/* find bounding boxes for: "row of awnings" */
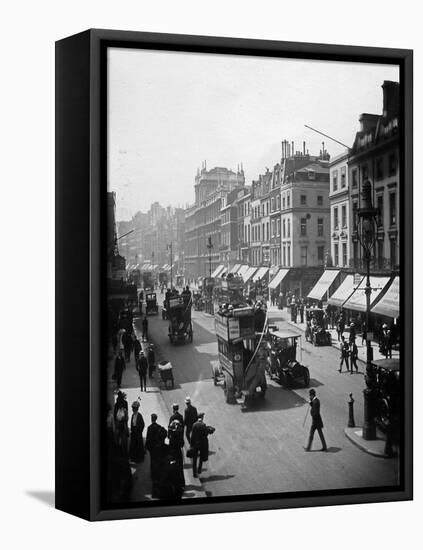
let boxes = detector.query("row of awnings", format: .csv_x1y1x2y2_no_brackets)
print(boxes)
268,268,290,289
211,264,271,283
327,274,399,318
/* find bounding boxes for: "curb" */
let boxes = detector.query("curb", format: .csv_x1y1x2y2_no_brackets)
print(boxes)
344,427,392,458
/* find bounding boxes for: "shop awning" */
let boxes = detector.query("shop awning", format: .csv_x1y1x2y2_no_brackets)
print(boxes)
229,263,241,274
252,267,269,282
327,275,357,308
343,276,391,312
371,277,400,318
141,263,152,271
243,267,258,283
211,264,225,278
307,269,340,301
268,269,290,289
237,265,249,278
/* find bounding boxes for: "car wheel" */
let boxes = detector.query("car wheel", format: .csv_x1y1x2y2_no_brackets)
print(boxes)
303,367,310,387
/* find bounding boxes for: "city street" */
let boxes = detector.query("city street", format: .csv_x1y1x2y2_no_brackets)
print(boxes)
125,302,399,499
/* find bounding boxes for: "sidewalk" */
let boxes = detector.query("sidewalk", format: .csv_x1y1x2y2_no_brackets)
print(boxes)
107,318,206,501
267,304,399,365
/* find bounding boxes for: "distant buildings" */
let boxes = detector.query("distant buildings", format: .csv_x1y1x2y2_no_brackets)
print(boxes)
184,163,245,278
329,151,350,269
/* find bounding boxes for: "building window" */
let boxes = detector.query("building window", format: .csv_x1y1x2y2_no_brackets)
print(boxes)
334,207,339,229
300,246,308,266
271,198,274,211
300,218,307,236
334,244,339,266
317,195,323,206
389,153,397,176
317,218,324,237
277,195,280,210
287,193,290,208
287,218,290,238
332,170,338,191
352,169,358,189
301,194,307,205
341,205,347,228
341,166,346,188
287,245,291,267
277,218,281,236
282,196,286,209
389,193,396,226
317,246,324,265
267,222,269,240
376,157,384,180
283,219,286,238
377,195,384,227
352,201,358,229
308,171,315,180
342,243,347,267
361,164,368,181
283,245,286,266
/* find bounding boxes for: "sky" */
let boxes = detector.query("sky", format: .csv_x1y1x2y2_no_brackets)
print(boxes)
108,48,399,221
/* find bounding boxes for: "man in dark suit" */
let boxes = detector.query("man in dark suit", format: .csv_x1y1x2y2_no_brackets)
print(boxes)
169,403,184,427
145,413,167,497
113,350,125,388
190,412,215,477
305,389,327,452
183,396,198,444
136,351,148,392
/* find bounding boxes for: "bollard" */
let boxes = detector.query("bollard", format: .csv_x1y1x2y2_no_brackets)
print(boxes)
348,392,355,428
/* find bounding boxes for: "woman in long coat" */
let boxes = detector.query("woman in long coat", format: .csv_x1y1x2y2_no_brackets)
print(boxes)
129,401,145,462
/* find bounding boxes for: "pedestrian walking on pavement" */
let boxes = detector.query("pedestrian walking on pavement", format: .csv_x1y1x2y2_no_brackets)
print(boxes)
136,351,148,392
113,350,126,388
169,403,184,427
183,396,198,444
145,413,167,498
349,322,356,344
147,344,156,378
336,313,345,341
350,341,358,373
122,330,133,362
167,419,185,491
189,412,215,477
129,401,145,463
142,315,149,342
133,336,141,364
339,336,350,373
304,389,327,452
299,301,305,324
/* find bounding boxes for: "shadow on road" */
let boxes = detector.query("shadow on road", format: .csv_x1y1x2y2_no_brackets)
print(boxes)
241,385,307,413
199,474,235,482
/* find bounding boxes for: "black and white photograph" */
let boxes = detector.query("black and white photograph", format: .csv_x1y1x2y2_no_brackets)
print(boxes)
105,46,404,505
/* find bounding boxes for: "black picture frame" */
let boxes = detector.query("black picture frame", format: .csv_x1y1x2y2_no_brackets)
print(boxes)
55,28,413,521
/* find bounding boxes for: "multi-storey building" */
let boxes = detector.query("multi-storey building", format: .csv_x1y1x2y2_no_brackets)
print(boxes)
235,187,251,264
329,151,350,268
278,145,331,296
220,188,240,271
269,163,282,267
349,80,400,273
184,164,245,278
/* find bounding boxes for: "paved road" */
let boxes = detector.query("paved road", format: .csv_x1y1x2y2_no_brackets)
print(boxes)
136,306,399,498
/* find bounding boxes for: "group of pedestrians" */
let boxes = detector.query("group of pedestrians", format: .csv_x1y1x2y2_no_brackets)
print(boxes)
113,333,155,390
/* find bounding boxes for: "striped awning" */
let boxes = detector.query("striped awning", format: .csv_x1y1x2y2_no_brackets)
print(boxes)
307,270,340,301
229,263,241,274
371,277,400,318
211,264,225,278
268,269,290,289
252,267,269,282
343,276,391,313
237,265,249,278
327,275,357,308
243,267,258,283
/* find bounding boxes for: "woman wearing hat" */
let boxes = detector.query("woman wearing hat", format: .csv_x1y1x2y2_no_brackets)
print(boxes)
129,401,145,463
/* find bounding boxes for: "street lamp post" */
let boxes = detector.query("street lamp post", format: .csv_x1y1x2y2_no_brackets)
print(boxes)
356,179,379,440
207,236,213,278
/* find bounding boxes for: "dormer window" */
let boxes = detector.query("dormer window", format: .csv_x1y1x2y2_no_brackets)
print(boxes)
308,170,315,180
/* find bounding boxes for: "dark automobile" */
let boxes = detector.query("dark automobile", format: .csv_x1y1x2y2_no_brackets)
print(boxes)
305,307,331,346
145,292,159,315
266,327,310,387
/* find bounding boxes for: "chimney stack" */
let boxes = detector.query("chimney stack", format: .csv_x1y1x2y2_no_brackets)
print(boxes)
382,80,400,119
